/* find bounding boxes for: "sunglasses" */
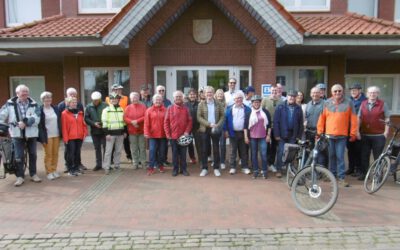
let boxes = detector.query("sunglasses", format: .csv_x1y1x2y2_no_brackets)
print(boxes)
333,90,342,93
229,82,236,84
158,89,165,92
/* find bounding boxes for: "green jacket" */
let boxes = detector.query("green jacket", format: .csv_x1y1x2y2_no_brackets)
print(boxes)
85,102,107,135
197,99,225,133
101,104,125,135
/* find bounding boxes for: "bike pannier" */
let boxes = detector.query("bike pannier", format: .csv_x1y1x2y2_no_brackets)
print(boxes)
282,143,300,164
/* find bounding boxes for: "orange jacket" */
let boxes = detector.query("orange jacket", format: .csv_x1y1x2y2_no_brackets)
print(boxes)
124,103,147,135
317,97,358,137
105,95,129,110
61,109,88,143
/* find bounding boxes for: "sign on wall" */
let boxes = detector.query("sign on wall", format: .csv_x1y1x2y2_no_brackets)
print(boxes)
261,84,272,97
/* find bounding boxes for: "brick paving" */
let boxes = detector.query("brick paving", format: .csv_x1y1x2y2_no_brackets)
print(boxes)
0,143,399,249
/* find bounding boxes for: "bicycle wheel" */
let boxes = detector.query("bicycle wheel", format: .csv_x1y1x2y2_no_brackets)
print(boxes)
291,165,338,217
364,156,391,194
23,148,28,174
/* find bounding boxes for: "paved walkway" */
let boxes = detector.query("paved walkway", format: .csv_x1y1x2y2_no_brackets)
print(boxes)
0,143,399,249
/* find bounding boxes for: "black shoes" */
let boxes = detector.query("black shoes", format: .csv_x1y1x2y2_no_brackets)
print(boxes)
182,170,190,176
172,169,178,177
93,166,102,171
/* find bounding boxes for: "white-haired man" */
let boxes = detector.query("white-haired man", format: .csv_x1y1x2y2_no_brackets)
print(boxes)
0,84,41,186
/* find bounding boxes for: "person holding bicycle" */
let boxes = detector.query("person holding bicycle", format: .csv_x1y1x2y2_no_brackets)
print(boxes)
0,84,42,186
358,86,390,181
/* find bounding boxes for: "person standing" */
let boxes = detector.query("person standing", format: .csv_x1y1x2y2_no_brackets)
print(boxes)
164,91,193,176
273,90,304,178
317,84,358,187
185,88,200,164
224,78,239,106
197,86,225,177
215,89,227,169
84,91,107,171
346,83,367,177
248,95,271,179
124,92,147,169
155,85,172,165
144,94,167,175
102,93,126,175
0,84,42,186
62,97,88,176
38,91,61,180
358,86,390,181
243,86,255,107
224,91,251,175
140,84,153,108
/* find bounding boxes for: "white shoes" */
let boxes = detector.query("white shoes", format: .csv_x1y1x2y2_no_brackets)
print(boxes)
242,168,251,175
53,172,60,178
14,177,24,187
47,173,55,180
31,174,42,183
220,163,226,170
214,169,221,177
207,157,212,162
229,168,236,175
269,165,277,173
199,169,208,177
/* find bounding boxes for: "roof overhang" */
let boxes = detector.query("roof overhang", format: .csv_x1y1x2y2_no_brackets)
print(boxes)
102,0,304,48
0,38,103,49
303,36,400,46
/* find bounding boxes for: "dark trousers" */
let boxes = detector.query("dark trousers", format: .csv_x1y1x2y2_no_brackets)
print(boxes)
123,136,132,160
276,137,296,171
13,137,37,178
229,131,248,169
360,135,386,175
267,129,277,165
170,139,188,172
92,134,106,168
188,131,201,160
201,129,220,170
66,139,83,172
347,139,362,173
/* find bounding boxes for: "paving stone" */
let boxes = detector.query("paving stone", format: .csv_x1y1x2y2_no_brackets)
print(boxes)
53,233,71,239
245,229,261,234
79,246,95,250
182,243,200,247
229,228,245,234
115,245,133,249
173,230,188,236
3,234,20,240
216,229,229,235
129,231,145,237
201,229,217,235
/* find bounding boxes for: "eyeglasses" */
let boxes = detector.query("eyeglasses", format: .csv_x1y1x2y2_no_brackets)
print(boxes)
229,82,236,84
333,90,342,93
158,89,165,92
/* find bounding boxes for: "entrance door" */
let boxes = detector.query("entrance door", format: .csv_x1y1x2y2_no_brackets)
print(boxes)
154,66,251,101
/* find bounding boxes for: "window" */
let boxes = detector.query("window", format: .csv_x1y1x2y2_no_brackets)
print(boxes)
345,75,400,114
278,0,330,12
5,0,42,27
348,0,377,17
395,0,400,22
9,76,45,105
81,68,130,106
79,0,129,14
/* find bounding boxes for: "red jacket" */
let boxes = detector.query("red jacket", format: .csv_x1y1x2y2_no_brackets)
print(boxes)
144,105,167,138
124,103,147,135
61,109,88,143
164,104,192,139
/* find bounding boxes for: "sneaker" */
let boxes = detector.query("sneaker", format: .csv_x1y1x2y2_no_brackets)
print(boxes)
172,169,178,177
207,157,212,162
275,172,282,178
147,168,155,176
182,170,190,176
242,168,251,175
220,163,226,170
214,169,221,177
31,175,42,183
199,169,208,177
252,172,259,179
269,165,277,173
338,179,350,187
47,173,55,180
53,172,60,178
345,169,354,175
114,166,120,170
14,177,24,187
261,171,268,179
75,170,83,176
79,164,88,171
68,171,78,176
133,164,139,170
0,164,5,179
93,166,102,171
164,161,171,166
229,168,236,175
189,158,197,164
159,166,165,173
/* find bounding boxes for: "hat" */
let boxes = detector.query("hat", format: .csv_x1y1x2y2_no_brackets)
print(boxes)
244,86,255,94
286,89,298,97
109,92,121,99
111,84,123,90
316,83,326,89
91,91,102,100
251,95,262,102
349,83,362,90
141,84,150,90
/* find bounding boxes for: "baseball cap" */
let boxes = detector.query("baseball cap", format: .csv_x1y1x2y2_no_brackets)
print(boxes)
91,91,102,100
251,95,262,102
111,84,123,90
316,83,326,89
286,89,298,97
349,83,362,90
244,86,255,94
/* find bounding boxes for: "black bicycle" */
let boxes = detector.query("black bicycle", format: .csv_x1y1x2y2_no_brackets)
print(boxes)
364,122,400,194
0,136,28,179
290,134,338,217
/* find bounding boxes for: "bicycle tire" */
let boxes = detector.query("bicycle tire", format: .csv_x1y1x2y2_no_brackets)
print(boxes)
364,156,391,194
291,165,338,217
23,149,28,174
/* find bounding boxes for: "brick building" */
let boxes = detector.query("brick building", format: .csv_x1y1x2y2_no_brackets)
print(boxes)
0,0,399,116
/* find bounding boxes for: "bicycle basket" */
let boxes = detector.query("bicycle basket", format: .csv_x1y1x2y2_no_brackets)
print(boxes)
0,138,16,174
282,143,301,164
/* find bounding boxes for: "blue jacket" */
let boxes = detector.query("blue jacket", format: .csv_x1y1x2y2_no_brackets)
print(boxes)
350,93,366,114
223,104,251,138
273,101,303,140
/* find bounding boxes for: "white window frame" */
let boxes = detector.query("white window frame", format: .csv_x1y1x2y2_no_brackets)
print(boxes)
9,76,46,103
395,0,400,23
5,0,42,27
80,67,129,106
345,74,400,115
276,66,328,89
78,0,127,14
279,0,331,12
348,0,378,17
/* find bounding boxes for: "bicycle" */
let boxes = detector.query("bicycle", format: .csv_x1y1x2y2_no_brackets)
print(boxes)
290,134,338,217
364,121,400,194
0,134,28,179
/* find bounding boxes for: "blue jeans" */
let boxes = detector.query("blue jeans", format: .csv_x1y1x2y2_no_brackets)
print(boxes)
219,133,226,164
12,137,37,178
276,137,296,171
250,138,268,175
148,138,167,168
66,139,83,172
170,139,188,172
328,137,347,180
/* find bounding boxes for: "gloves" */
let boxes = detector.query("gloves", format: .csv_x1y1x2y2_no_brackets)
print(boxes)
349,135,357,142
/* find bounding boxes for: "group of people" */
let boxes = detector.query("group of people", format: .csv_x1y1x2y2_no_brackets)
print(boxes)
0,78,392,188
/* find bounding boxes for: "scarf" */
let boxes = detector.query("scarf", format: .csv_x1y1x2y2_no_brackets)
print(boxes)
249,107,268,129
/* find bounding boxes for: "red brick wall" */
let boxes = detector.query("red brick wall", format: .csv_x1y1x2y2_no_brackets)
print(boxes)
0,0,5,28
378,0,395,21
0,62,63,104
42,0,60,17
347,59,400,74
331,0,348,15
61,0,78,16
